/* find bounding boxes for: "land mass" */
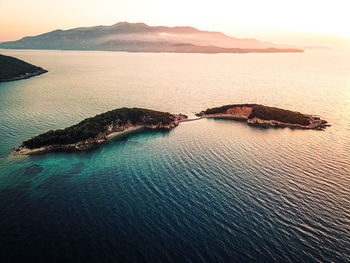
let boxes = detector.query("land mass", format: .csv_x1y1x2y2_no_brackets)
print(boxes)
0,54,47,82
0,22,303,54
17,105,329,155
196,104,329,130
16,107,187,155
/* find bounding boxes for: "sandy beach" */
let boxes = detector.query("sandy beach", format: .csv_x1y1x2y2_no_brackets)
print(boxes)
106,125,145,139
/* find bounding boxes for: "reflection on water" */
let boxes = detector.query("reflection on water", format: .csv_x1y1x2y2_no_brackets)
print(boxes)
0,49,349,262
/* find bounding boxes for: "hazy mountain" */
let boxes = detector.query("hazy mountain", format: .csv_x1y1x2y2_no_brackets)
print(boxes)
0,22,302,53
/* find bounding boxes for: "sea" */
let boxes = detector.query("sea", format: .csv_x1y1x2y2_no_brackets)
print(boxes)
0,49,349,262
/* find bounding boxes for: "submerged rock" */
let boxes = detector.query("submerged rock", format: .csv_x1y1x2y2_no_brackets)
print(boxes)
23,164,44,176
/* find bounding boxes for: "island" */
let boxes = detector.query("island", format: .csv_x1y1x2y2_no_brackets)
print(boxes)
0,54,47,82
16,107,187,155
16,105,330,155
196,104,329,130
0,22,303,54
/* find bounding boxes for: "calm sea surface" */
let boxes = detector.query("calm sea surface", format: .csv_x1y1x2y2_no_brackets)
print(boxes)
0,49,349,262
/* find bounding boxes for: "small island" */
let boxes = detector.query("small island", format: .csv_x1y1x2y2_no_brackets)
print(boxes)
0,54,47,82
16,105,329,155
196,104,329,130
16,107,187,155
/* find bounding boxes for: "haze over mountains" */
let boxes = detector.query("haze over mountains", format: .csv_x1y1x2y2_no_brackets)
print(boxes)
0,22,303,53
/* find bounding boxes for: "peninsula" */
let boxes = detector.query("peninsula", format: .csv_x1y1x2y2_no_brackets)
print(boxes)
0,54,47,82
196,104,329,130
16,107,187,155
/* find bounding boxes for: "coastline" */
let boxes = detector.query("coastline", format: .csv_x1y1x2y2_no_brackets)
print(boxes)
15,111,187,156
0,47,303,54
179,117,202,122
106,125,145,139
15,125,146,156
0,68,48,83
200,114,247,121
199,113,329,130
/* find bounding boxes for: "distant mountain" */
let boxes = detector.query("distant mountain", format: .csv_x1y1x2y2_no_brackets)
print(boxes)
0,54,47,82
0,22,303,53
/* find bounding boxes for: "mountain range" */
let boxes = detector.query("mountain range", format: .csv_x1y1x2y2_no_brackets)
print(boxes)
0,22,303,53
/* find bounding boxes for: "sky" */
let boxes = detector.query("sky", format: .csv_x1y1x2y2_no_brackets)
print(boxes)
1,0,350,47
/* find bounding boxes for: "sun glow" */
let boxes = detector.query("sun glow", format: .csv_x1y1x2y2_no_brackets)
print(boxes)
0,0,349,46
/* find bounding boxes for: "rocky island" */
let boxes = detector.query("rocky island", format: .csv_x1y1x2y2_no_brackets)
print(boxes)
196,104,329,130
16,108,187,155
0,54,47,82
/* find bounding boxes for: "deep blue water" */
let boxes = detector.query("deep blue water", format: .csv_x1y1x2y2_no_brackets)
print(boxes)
0,50,350,262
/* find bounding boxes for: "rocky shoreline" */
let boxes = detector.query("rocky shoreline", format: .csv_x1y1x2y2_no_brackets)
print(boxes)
246,115,329,130
16,112,187,155
16,125,145,155
0,68,48,82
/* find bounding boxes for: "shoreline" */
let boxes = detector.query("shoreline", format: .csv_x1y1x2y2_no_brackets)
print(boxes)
16,109,187,156
15,125,146,156
0,48,303,55
179,117,202,122
198,113,329,130
15,113,328,156
200,114,247,121
106,125,145,139
0,68,48,83
195,104,330,130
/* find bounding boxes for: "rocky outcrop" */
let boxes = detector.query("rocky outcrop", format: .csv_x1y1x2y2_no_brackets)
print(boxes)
196,105,253,121
226,106,252,118
246,116,329,130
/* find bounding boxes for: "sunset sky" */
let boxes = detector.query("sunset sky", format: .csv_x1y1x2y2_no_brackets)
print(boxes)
1,0,349,47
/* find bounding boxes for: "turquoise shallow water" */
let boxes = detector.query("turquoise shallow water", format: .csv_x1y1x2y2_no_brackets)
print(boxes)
0,49,350,262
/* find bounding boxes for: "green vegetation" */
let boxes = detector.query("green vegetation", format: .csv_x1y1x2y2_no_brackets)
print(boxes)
23,108,174,149
249,105,310,125
200,104,310,126
0,54,46,81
